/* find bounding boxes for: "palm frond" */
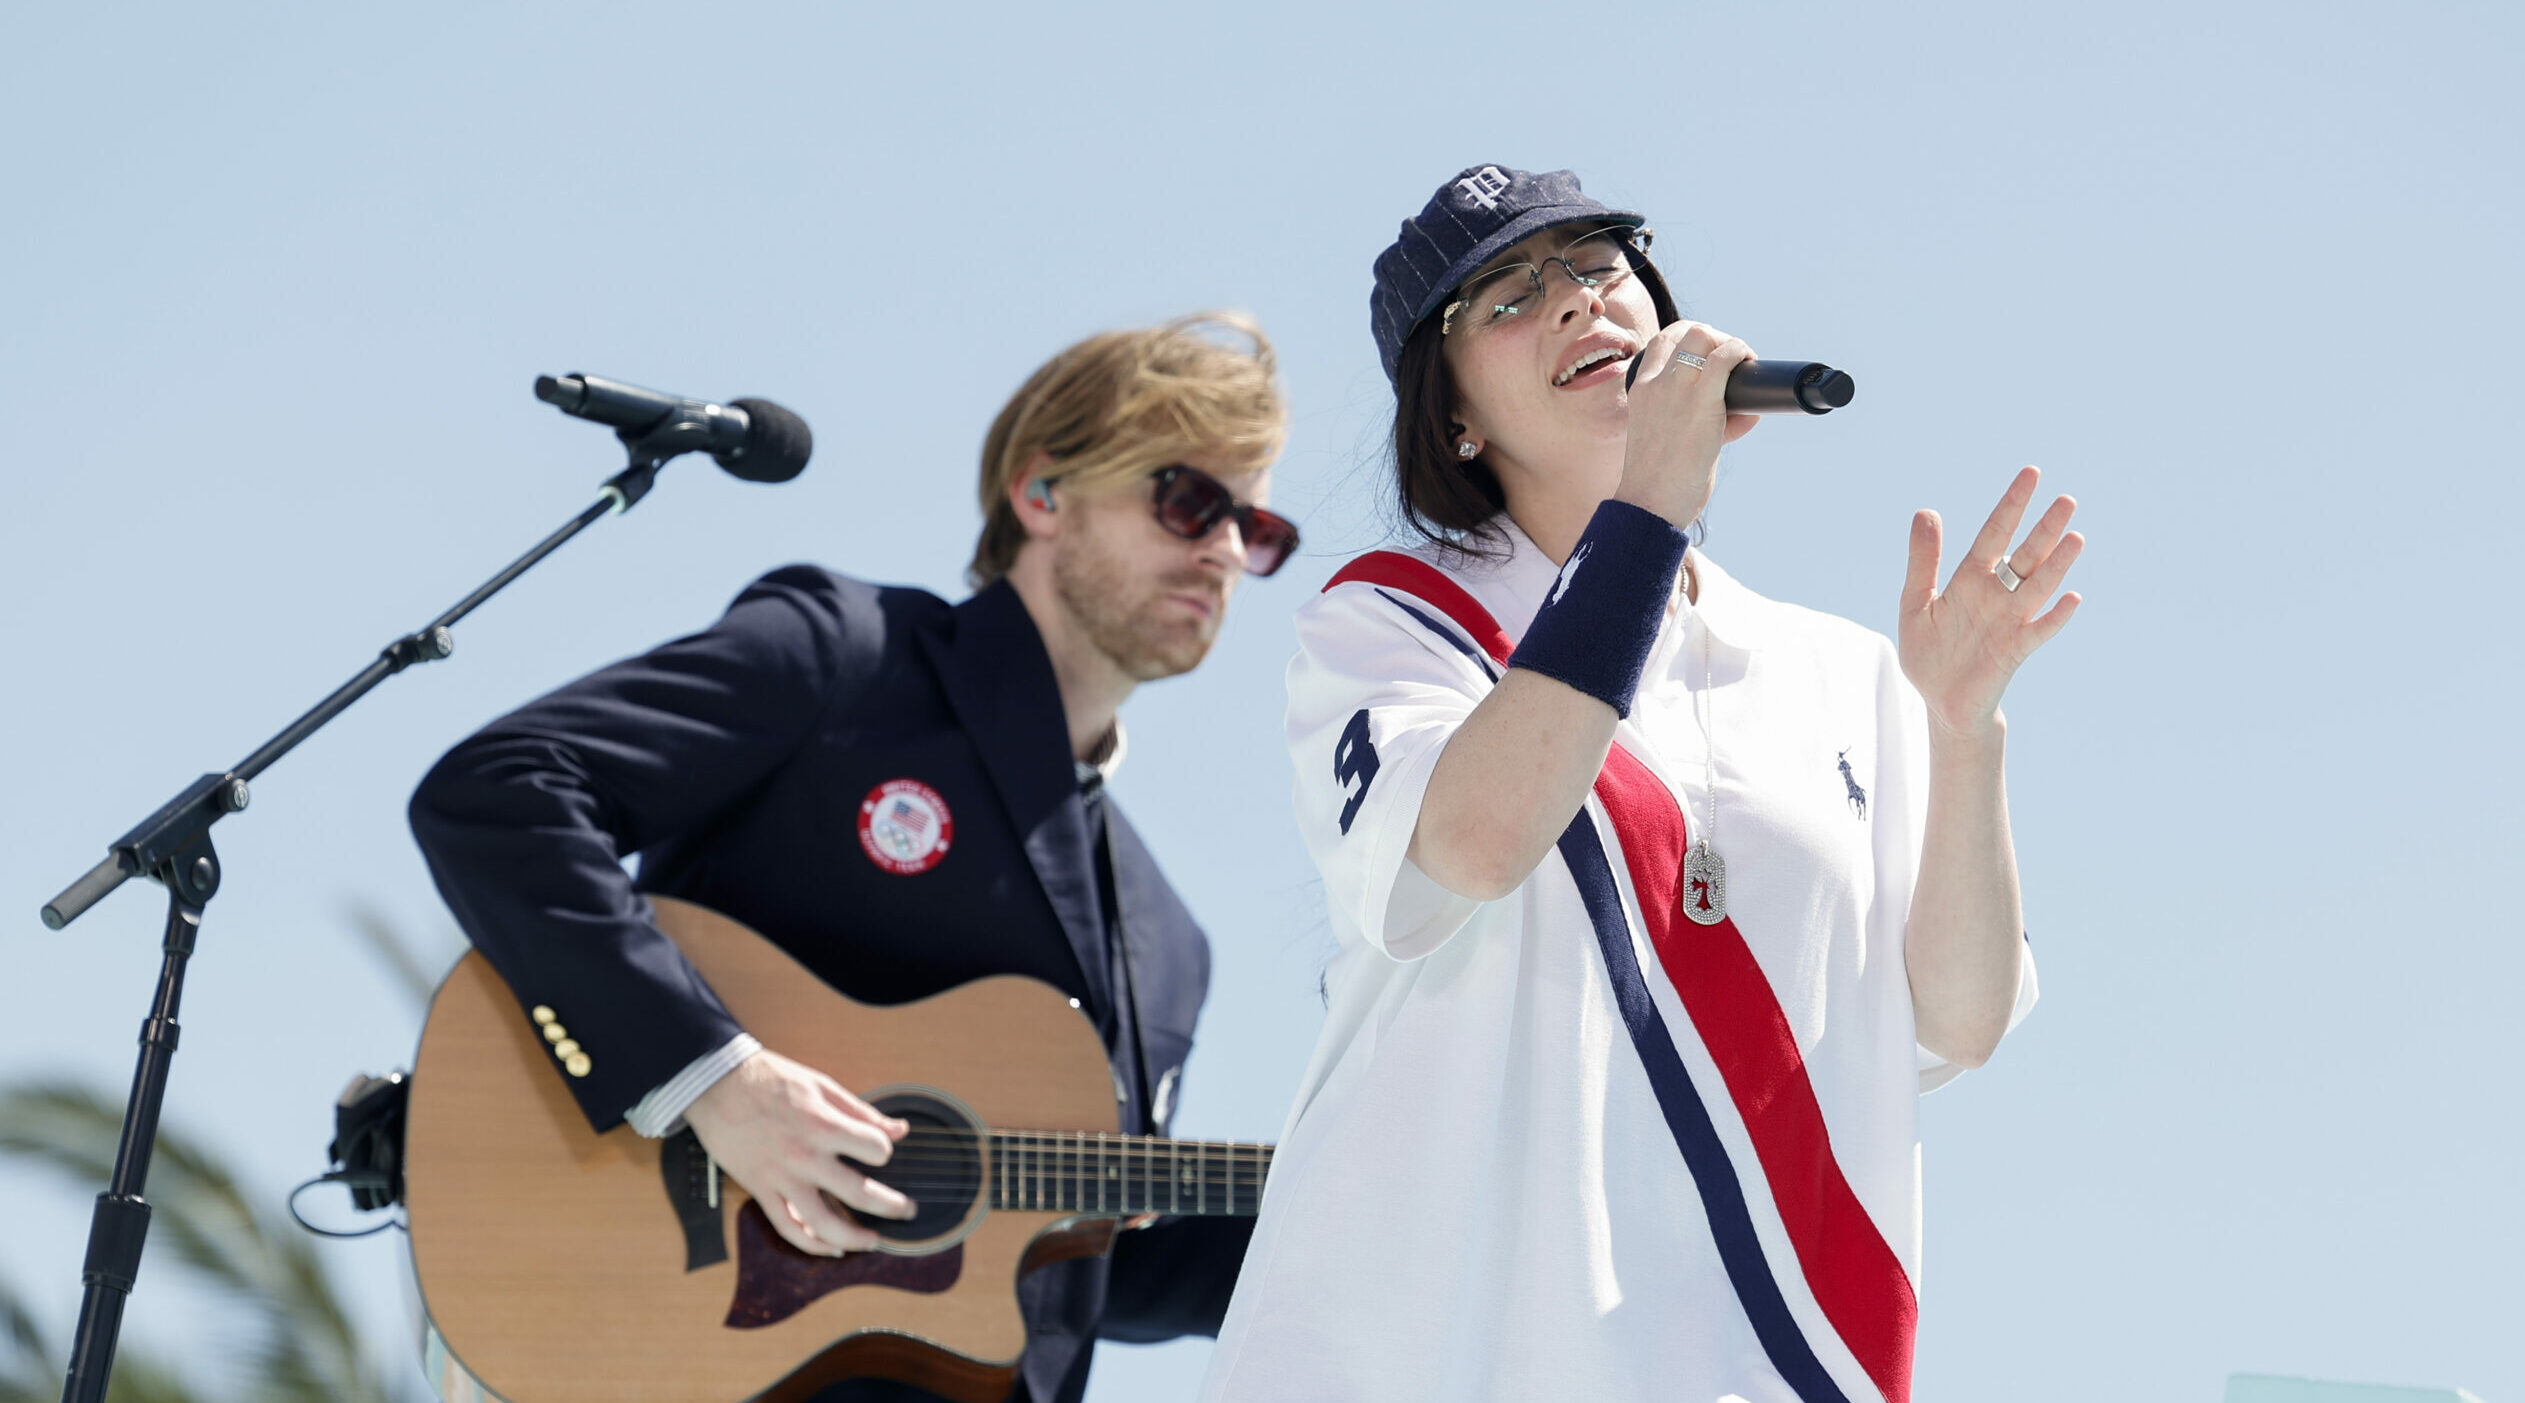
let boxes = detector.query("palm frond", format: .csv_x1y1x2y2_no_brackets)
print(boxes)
0,1284,44,1374
96,1350,209,1403
0,1284,57,1403
0,1271,207,1403
0,1083,405,1403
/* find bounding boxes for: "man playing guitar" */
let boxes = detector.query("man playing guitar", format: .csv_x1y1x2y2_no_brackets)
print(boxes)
408,313,1298,1402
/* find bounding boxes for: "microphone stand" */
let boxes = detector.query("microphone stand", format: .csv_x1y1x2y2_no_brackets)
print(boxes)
37,432,689,1403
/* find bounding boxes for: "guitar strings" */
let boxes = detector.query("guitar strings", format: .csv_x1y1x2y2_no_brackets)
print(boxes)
835,1131,1276,1171
849,1128,1272,1146
856,1139,1274,1161
853,1162,1272,1182
743,1128,1270,1209
849,1162,1272,1186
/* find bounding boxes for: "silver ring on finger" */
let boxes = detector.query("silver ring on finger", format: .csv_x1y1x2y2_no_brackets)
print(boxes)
1673,350,1709,370
1995,558,2025,592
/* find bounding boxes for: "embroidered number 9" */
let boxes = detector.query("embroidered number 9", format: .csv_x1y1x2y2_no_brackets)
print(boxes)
1334,709,1379,835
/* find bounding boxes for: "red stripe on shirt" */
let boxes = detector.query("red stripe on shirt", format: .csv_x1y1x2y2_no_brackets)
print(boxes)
1326,549,1917,1403
1591,747,1916,1403
1324,553,1516,663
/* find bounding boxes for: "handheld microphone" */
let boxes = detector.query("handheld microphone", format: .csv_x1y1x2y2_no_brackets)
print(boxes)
535,373,813,481
1625,355,1856,415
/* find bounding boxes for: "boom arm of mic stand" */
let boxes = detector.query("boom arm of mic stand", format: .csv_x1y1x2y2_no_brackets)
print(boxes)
41,457,668,930
38,445,678,1403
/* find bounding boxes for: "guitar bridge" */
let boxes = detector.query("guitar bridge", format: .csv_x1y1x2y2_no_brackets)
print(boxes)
660,1127,729,1272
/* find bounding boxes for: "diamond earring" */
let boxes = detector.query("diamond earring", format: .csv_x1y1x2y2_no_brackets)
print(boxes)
1457,441,1479,460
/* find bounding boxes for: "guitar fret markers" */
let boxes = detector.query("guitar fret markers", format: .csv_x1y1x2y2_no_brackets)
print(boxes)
985,1131,1271,1217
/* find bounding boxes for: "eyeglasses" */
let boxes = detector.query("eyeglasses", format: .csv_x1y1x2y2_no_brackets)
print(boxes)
1149,465,1300,577
1440,225,1651,337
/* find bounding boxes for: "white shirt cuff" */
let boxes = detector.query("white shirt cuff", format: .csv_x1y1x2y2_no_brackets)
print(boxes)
624,1033,762,1138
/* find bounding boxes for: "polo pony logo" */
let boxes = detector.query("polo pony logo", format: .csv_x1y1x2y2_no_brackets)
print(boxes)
1456,166,1511,211
1836,748,1868,820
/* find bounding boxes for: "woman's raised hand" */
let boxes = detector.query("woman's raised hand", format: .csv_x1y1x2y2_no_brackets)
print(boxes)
1614,322,1761,529
1898,466,2084,742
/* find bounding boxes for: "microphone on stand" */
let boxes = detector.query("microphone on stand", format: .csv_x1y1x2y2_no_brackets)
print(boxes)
535,373,813,481
1626,355,1856,415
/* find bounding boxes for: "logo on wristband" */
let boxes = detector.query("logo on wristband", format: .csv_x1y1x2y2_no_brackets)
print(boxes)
1549,543,1592,607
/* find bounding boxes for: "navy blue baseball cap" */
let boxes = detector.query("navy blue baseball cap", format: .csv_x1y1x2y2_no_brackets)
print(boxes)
1370,164,1678,385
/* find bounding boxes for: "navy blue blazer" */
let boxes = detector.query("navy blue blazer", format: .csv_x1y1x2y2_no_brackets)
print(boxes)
409,567,1252,1403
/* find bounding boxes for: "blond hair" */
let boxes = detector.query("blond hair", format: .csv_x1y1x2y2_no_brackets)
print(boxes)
970,312,1286,587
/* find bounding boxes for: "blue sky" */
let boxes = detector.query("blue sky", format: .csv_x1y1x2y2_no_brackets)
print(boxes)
2,3,2518,1400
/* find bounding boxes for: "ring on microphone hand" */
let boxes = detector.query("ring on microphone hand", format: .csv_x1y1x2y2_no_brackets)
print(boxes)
1673,351,1709,370
1995,559,2025,592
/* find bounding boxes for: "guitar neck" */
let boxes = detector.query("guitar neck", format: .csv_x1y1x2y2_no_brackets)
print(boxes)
987,1130,1273,1217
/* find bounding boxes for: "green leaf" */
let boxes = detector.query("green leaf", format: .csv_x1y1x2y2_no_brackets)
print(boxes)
0,1083,415,1403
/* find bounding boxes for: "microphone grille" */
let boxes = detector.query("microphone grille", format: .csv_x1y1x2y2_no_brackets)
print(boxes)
719,398,812,483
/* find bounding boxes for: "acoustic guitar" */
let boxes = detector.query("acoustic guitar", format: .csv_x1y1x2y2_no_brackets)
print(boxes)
404,896,1273,1402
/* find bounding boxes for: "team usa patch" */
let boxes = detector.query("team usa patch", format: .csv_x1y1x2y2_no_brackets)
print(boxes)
857,779,954,875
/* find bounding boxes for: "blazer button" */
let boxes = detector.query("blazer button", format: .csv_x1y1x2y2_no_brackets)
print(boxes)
543,1023,569,1044
531,1006,557,1026
553,1039,581,1059
564,1052,592,1078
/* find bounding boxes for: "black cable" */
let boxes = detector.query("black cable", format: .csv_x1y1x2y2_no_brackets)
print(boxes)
285,1172,405,1241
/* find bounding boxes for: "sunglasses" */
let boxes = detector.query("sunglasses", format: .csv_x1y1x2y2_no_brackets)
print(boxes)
1148,465,1300,577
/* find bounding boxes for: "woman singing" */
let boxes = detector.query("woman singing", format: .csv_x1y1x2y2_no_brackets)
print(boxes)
1202,166,2083,1403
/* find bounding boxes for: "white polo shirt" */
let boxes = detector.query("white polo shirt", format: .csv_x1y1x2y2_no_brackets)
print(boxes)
1200,522,2035,1403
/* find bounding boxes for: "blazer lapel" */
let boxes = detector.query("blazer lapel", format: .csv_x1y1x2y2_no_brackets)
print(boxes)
913,581,1114,1024
1101,804,1209,1118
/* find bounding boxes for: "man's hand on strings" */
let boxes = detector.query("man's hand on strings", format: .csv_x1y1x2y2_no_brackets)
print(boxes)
684,1047,915,1257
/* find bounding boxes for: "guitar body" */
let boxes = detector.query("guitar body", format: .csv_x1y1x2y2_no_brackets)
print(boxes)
406,897,1125,1403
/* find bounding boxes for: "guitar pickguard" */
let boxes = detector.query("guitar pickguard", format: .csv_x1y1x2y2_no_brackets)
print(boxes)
725,1200,963,1329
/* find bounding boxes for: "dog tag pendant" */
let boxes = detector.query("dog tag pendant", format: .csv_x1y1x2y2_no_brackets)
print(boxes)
1682,840,1728,925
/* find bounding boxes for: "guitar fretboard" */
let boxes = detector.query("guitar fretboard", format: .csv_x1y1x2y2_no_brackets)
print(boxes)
988,1130,1272,1217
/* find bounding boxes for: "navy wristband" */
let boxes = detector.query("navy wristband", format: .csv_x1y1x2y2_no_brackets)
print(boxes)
1506,500,1690,718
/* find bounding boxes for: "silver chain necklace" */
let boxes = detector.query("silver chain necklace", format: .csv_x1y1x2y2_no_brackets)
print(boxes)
1680,563,1728,925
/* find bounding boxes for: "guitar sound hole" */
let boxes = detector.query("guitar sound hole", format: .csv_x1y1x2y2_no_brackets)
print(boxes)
849,1092,981,1245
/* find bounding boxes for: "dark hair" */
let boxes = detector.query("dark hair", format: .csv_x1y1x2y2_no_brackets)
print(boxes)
1386,231,1681,557
1390,316,1512,556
